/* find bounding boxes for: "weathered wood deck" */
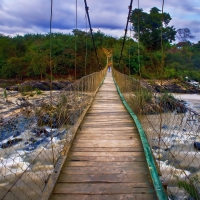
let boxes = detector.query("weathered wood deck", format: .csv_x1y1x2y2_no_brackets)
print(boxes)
49,71,157,200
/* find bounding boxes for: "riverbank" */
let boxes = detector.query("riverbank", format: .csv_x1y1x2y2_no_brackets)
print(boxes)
143,79,200,94
0,87,62,125
1,78,200,124
0,78,74,124
1,77,200,93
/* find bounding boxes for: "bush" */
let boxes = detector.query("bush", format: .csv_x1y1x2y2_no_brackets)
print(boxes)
35,88,42,95
134,87,152,107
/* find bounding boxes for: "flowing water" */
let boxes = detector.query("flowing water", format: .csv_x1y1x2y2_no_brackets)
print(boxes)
142,94,200,199
0,117,70,199
173,93,200,113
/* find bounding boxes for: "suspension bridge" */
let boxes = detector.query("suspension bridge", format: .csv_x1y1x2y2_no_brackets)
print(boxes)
1,0,200,200
47,70,159,200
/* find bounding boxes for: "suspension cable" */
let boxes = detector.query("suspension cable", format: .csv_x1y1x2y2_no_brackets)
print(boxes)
129,21,131,75
49,0,55,166
137,0,141,78
84,0,100,68
85,13,88,76
75,0,77,79
158,0,165,174
50,0,53,95
118,0,133,69
160,0,165,83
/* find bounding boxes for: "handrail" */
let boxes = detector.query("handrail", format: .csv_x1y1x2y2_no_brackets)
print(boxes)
0,67,107,200
112,67,200,200
112,68,168,200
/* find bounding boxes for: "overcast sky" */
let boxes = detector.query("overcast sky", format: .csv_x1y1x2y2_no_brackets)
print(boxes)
0,0,199,43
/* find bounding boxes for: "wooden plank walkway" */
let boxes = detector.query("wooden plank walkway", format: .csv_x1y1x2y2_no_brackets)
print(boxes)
49,71,157,200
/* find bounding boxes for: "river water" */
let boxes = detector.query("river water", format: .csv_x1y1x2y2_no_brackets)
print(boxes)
173,93,200,113
146,93,200,199
0,117,70,199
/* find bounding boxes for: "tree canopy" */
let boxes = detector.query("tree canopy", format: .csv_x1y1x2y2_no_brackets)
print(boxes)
130,7,176,51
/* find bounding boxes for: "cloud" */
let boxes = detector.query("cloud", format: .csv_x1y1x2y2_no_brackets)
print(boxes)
0,0,199,42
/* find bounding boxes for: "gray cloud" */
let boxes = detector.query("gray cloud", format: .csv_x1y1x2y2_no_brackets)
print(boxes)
0,0,199,42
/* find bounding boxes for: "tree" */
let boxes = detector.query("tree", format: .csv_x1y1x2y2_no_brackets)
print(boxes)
176,28,195,42
1,57,26,79
192,53,200,69
192,41,200,52
29,50,48,80
130,7,176,51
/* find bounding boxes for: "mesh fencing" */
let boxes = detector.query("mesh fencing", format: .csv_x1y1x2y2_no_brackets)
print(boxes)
113,68,200,200
0,67,107,200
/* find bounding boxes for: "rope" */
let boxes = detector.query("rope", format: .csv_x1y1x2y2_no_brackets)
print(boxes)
84,0,100,68
49,0,55,166
49,0,53,96
137,0,141,77
118,0,133,70
158,0,165,172
75,0,77,79
129,22,131,75
85,14,87,75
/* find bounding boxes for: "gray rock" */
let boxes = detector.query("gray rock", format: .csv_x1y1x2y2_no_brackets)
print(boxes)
194,142,200,150
1,138,23,148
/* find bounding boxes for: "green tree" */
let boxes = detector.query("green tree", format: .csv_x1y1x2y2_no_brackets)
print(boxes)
192,41,200,53
192,53,200,69
29,51,48,80
130,7,176,51
1,57,26,79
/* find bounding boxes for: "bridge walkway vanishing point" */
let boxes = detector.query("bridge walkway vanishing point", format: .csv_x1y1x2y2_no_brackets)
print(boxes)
49,71,157,200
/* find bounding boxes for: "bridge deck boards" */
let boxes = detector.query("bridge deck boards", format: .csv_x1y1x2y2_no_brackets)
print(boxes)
49,71,157,200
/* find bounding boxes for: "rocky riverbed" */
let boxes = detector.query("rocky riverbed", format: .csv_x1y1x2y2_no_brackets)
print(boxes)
0,83,76,199
143,79,200,94
1,79,73,91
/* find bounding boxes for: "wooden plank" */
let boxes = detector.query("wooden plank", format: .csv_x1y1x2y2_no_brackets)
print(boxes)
86,112,128,115
76,133,136,136
67,155,146,162
53,183,155,194
82,118,133,122
82,119,134,123
81,121,134,123
70,147,143,152
64,161,147,167
86,110,129,113
78,127,136,130
61,166,148,174
69,151,144,157
75,135,140,140
76,133,138,136
50,194,157,200
76,129,138,134
71,140,141,148
75,136,140,140
81,122,135,125
58,173,151,183
92,100,121,103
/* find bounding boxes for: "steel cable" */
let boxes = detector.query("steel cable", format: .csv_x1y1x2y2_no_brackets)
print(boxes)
84,0,100,68
118,0,134,69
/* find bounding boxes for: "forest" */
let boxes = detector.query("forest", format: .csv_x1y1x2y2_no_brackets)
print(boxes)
0,7,200,82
